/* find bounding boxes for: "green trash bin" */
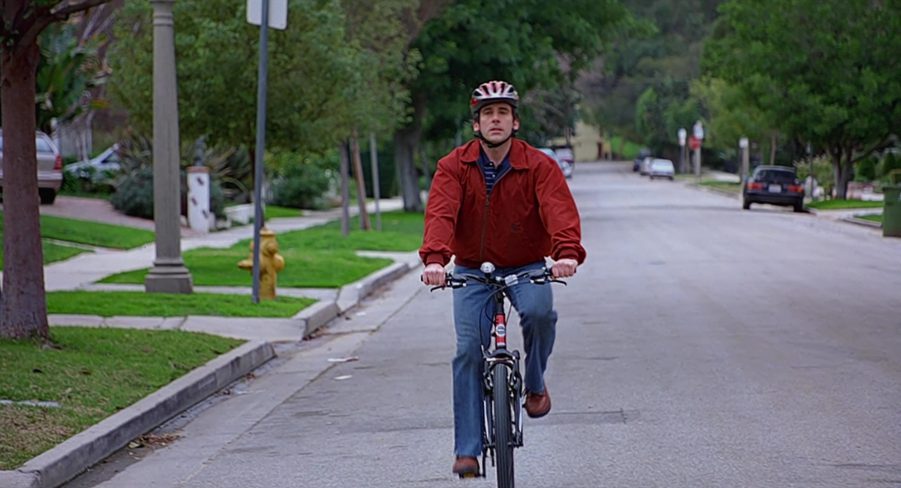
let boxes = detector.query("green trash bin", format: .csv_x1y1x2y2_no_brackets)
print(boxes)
884,184,901,237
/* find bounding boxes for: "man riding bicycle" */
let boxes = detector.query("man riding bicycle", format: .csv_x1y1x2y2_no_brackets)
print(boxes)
420,80,586,476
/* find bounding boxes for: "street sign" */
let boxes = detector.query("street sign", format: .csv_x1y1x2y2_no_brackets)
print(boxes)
693,120,704,140
247,0,287,30
739,137,749,149
678,128,687,146
689,135,701,151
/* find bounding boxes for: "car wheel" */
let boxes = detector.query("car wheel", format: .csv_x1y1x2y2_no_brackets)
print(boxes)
668,176,674,181
39,189,57,205
793,201,804,213
742,198,751,210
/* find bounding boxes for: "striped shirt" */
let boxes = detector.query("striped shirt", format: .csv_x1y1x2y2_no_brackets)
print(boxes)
478,149,511,196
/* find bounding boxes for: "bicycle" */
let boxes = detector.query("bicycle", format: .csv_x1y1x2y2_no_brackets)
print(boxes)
432,261,564,488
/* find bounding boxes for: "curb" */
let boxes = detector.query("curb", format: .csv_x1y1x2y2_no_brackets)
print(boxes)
0,340,275,488
21,253,423,487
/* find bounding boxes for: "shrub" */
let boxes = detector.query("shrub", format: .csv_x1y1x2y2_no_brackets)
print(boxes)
268,151,336,210
111,166,154,218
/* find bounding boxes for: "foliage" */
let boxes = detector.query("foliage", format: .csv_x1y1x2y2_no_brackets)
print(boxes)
878,152,901,183
109,166,154,218
413,0,632,143
109,0,362,154
806,199,883,210
794,155,834,197
268,150,337,210
0,327,240,469
704,0,901,197
579,0,722,149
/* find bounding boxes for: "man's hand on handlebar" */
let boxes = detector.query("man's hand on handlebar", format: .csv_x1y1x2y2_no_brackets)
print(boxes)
551,258,578,279
421,263,447,286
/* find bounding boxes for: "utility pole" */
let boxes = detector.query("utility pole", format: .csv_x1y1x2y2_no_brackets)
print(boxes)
146,0,192,294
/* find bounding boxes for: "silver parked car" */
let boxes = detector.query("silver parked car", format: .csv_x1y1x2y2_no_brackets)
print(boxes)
0,130,63,204
648,158,675,180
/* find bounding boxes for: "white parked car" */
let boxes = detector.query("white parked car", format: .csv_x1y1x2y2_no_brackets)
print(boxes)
65,143,121,183
648,158,675,180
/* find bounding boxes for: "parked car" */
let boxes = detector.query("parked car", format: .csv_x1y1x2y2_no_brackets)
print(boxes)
639,156,654,175
648,158,675,180
0,130,63,204
553,146,574,179
538,147,572,179
742,165,805,212
633,148,652,172
65,143,121,183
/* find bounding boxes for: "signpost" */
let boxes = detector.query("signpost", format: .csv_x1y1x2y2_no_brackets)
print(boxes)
247,0,287,303
739,137,749,184
692,120,704,180
678,128,687,174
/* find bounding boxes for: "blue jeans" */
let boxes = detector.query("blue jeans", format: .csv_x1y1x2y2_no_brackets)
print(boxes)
451,261,557,457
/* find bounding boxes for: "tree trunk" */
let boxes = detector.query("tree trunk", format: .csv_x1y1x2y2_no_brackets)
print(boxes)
0,40,50,340
833,146,855,200
350,129,371,230
769,133,777,166
393,94,425,212
339,142,351,236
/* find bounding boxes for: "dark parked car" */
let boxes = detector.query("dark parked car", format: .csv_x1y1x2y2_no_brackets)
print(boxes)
742,165,805,212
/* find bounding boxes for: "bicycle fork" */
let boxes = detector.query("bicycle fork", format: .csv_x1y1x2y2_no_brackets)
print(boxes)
481,309,525,473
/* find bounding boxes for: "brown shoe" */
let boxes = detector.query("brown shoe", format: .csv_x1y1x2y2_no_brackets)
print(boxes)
452,456,479,476
524,387,551,418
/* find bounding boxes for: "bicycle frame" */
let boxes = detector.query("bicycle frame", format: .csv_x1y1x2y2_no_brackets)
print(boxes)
436,262,563,484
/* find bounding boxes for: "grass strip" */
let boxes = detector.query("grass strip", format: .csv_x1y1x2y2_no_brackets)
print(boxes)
699,180,742,192
0,240,88,268
807,199,884,210
0,212,154,250
858,214,882,223
0,327,242,469
47,291,315,318
100,211,421,288
264,205,303,219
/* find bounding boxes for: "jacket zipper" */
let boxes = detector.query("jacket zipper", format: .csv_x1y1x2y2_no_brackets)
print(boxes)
478,166,512,262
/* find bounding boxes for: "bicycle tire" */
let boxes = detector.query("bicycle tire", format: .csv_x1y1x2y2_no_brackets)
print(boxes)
493,364,515,488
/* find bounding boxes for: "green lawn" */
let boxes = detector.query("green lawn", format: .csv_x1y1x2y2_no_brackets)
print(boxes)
47,291,315,318
0,327,242,469
807,199,884,210
1,240,88,268
100,211,422,288
699,180,742,193
858,214,882,223
265,205,304,219
0,212,154,251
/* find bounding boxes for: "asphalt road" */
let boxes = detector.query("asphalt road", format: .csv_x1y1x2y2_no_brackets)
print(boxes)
67,162,901,488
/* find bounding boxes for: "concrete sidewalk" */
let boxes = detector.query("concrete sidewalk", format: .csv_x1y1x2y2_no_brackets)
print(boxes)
1,197,425,488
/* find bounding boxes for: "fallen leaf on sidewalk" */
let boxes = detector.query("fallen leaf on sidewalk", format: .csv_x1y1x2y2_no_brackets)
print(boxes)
334,375,353,381
327,356,359,363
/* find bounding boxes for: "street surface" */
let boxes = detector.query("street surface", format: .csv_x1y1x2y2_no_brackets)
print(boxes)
68,162,901,487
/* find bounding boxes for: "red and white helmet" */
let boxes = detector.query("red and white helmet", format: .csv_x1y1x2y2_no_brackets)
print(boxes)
470,80,519,116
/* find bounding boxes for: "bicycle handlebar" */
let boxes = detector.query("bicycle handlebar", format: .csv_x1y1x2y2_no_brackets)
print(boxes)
430,266,566,292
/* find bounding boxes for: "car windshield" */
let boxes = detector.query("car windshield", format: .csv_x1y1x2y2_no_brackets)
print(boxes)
755,169,796,183
651,160,673,169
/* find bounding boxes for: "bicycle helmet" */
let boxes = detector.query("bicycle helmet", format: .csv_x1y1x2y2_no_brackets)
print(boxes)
470,80,519,117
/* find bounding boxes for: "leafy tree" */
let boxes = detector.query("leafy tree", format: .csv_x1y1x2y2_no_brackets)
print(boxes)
704,0,901,198
109,0,359,156
0,0,113,341
396,0,631,211
579,0,722,154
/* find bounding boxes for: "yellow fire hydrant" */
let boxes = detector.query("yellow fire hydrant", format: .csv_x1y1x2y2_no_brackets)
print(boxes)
237,227,286,300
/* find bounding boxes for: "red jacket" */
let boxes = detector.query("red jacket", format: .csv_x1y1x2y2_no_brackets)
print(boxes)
420,139,586,269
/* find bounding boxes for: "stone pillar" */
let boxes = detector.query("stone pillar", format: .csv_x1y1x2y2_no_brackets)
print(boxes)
187,166,211,233
146,0,193,294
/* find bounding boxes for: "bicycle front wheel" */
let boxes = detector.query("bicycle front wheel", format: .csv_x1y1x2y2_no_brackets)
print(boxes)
493,364,515,488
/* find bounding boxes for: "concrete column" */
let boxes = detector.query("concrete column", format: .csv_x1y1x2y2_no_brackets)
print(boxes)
146,0,193,294
187,166,211,233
